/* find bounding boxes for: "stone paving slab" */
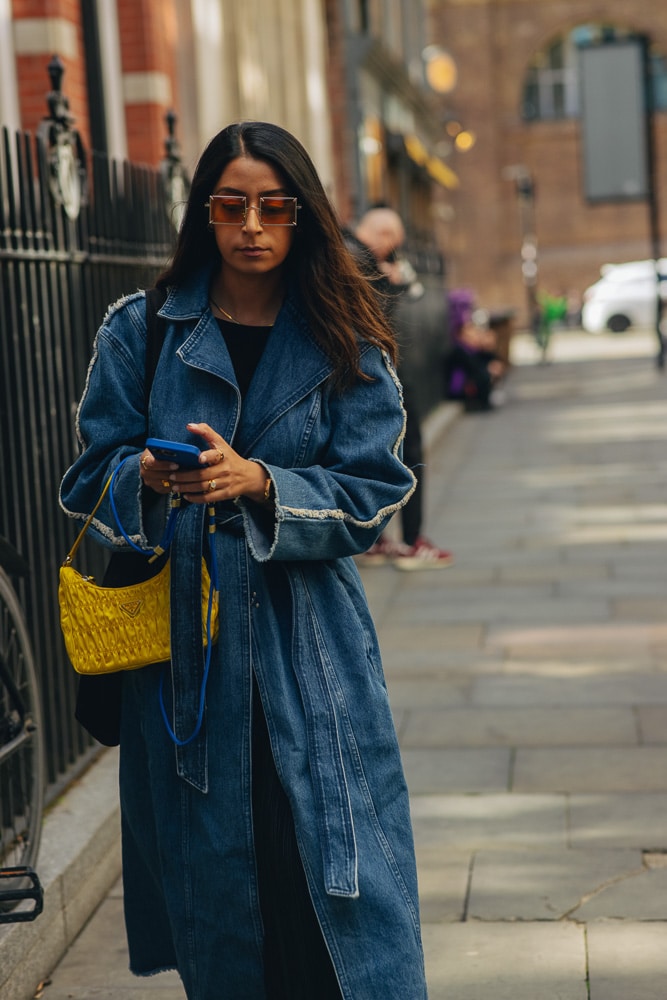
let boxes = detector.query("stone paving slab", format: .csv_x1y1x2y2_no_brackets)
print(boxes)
512,747,667,793
414,847,471,923
558,578,667,598
498,654,665,675
485,622,667,656
378,622,485,651
402,748,511,794
568,793,667,849
470,673,667,707
386,678,475,709
587,923,667,1000
410,794,568,849
388,596,611,626
498,562,611,583
611,557,667,579
390,581,554,608
571,864,667,921
467,848,642,920
422,922,587,1000
381,651,487,678
400,706,637,748
636,705,667,743
614,596,667,619
386,648,506,675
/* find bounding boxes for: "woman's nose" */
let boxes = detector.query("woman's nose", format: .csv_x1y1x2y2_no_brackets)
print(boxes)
242,204,262,232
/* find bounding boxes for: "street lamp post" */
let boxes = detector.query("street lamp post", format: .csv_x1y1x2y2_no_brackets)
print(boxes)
504,165,540,334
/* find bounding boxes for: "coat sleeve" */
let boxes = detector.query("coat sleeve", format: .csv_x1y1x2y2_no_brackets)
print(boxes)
58,294,170,550
238,347,416,562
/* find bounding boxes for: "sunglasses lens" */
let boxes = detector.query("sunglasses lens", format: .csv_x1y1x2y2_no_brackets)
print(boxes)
259,197,297,225
208,196,298,225
210,196,246,224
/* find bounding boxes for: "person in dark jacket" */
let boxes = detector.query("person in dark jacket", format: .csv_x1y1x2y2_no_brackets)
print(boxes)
345,207,453,570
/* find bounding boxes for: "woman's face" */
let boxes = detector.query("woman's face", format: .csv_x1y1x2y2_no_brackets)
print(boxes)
209,155,296,279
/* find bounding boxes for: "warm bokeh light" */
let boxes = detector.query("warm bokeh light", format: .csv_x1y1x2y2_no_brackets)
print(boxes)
455,129,476,152
423,46,458,94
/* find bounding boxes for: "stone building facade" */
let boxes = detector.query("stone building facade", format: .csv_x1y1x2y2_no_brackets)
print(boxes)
427,0,667,324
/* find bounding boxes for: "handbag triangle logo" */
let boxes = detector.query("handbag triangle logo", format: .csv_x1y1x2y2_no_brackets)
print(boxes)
119,599,143,619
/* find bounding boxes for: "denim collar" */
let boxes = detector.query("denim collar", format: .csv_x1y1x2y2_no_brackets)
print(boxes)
157,267,337,455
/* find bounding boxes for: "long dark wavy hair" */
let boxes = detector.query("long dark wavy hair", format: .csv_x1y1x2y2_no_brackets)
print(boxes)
156,121,398,385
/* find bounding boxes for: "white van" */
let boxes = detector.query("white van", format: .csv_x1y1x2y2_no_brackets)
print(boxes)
581,259,667,333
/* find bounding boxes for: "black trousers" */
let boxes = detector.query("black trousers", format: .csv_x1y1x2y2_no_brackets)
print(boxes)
251,681,342,999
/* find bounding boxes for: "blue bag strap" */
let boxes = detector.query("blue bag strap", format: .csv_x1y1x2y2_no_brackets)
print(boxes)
108,456,180,562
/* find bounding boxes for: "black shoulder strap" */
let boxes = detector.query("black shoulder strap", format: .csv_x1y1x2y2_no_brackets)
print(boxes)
144,286,169,405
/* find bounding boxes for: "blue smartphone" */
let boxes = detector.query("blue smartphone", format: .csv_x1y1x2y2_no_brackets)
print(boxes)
145,438,207,469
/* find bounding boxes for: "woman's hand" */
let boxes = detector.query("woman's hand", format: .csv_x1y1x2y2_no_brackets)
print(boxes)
139,451,178,494
165,422,270,504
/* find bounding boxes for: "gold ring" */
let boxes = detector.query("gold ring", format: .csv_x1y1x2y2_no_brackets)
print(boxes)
208,479,217,492
140,456,148,469
161,479,171,489
216,448,225,462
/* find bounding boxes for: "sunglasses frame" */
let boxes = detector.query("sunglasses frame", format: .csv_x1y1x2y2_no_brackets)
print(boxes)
205,195,301,227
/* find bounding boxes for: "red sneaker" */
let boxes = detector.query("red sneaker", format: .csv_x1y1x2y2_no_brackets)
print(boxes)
392,536,454,571
359,536,410,566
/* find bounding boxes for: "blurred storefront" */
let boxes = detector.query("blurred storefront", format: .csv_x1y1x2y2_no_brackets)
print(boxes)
326,1,454,249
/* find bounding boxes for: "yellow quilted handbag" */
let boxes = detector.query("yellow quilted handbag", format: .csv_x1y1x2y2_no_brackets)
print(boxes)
59,470,218,675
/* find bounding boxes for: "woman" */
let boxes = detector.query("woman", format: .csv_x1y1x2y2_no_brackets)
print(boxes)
60,121,427,1000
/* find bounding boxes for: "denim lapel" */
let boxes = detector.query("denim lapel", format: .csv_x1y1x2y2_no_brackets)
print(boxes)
233,297,334,456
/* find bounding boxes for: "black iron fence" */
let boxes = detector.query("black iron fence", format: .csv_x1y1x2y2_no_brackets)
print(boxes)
0,67,178,798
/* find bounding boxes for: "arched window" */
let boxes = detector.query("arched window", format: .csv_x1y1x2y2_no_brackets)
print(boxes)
522,24,667,121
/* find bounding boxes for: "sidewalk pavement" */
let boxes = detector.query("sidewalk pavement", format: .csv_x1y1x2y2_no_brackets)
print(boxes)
5,328,667,999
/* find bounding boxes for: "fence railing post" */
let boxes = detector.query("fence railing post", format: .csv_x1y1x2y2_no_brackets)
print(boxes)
36,54,87,220
160,109,189,230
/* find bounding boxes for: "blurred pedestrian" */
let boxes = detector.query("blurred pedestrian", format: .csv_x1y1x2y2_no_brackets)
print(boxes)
535,289,567,360
345,207,453,570
60,122,428,1000
443,306,507,411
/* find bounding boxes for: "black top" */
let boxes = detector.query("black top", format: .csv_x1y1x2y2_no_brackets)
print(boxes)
217,318,272,398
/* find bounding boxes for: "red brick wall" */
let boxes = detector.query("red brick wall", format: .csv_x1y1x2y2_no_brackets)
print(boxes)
428,0,667,323
117,0,179,165
12,0,91,151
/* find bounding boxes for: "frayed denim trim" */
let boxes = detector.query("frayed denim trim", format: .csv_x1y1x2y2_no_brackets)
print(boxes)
73,292,144,450
73,341,100,451
235,473,280,563
129,963,179,977
382,351,409,456
102,289,145,327
280,488,414,530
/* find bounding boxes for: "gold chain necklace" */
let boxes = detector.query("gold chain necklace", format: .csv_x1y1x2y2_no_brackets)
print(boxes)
209,294,240,324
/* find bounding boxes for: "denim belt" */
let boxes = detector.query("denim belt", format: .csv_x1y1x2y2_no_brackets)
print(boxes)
287,568,359,898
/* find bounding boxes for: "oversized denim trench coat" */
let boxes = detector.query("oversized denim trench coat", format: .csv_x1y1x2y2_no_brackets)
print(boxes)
59,270,428,1000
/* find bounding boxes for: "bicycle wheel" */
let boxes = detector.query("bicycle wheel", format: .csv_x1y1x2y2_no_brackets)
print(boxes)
0,567,44,905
